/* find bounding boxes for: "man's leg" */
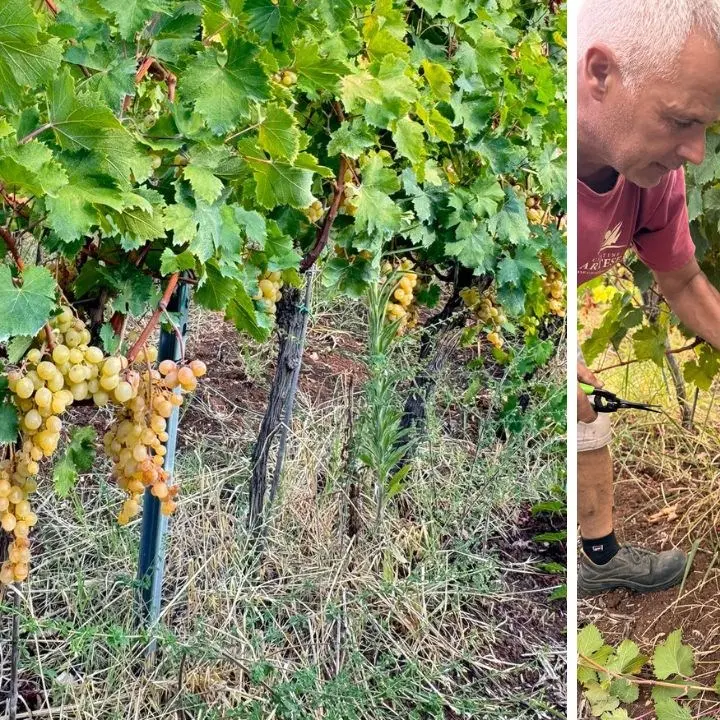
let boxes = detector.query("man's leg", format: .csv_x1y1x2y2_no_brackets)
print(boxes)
577,417,687,596
578,445,614,539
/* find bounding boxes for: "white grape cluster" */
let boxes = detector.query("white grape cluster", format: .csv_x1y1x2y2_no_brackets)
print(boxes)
0,306,207,586
103,358,206,525
303,200,324,223
382,258,419,333
271,69,297,86
459,287,507,350
542,256,565,317
340,168,360,217
1,308,104,583
254,271,284,316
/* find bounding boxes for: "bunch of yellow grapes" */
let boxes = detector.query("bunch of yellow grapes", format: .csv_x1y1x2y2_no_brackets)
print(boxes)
103,357,205,525
271,69,297,86
303,199,324,223
253,271,284,316
459,287,507,350
0,305,207,586
1,309,107,583
526,195,546,225
383,259,419,331
542,257,565,317
340,168,360,217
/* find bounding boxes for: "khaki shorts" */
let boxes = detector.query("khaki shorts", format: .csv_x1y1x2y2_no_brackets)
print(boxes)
577,348,612,452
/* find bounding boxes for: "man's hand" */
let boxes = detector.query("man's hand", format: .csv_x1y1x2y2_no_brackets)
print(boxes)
578,362,603,423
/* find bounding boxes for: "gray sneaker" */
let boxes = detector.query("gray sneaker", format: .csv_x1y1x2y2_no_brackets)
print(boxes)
578,545,687,597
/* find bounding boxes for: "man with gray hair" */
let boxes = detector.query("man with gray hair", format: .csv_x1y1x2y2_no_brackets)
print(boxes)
577,0,720,595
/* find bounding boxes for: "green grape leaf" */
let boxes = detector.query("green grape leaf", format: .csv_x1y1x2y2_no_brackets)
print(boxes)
497,246,545,287
445,223,494,272
224,283,272,341
415,104,455,143
578,625,605,657
581,295,644,365
247,156,315,209
99,0,170,39
327,120,376,159
340,71,383,113
195,263,237,311
0,265,56,342
392,116,426,167
293,40,348,93
64,46,136,112
600,710,629,720
354,188,403,240
0,0,63,107
535,143,567,198
160,248,197,275
245,0,296,42
609,678,639,704
165,204,198,245
235,207,267,248
584,682,620,717
258,104,300,162
110,203,167,249
653,630,694,680
48,71,151,185
0,140,68,197
0,402,19,445
184,164,224,204
488,188,530,244
632,325,667,367
53,426,95,498
683,344,720,391
180,40,269,134
321,257,374,299
654,699,692,720
6,336,33,364
421,59,453,101
99,323,121,354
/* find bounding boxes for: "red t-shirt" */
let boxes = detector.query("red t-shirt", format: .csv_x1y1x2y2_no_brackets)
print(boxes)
578,168,696,285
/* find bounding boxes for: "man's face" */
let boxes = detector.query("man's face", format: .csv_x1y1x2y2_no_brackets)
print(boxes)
599,32,720,188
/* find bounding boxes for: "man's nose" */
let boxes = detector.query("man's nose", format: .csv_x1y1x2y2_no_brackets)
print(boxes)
678,130,706,166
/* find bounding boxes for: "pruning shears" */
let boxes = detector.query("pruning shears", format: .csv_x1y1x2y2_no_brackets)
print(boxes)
579,383,662,414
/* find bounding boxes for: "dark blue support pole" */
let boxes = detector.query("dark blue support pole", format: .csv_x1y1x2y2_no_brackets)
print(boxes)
137,280,190,653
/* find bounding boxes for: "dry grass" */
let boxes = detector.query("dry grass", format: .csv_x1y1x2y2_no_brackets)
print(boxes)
1,306,566,720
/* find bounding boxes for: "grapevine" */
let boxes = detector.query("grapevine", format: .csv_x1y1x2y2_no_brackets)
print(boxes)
0,0,566,585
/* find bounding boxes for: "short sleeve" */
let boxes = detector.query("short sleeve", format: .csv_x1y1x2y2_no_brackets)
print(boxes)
632,168,696,272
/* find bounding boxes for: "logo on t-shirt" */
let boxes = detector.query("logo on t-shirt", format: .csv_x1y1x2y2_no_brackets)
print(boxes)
599,223,623,252
579,222,628,277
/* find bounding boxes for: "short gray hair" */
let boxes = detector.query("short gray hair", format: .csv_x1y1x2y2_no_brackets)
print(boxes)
578,0,720,88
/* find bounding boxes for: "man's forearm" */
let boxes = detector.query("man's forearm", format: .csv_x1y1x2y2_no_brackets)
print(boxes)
660,270,720,349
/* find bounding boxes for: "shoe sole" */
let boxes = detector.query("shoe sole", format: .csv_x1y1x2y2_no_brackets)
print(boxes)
578,568,686,598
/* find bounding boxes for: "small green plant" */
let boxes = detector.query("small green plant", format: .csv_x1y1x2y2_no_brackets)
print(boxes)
578,624,720,719
356,277,412,528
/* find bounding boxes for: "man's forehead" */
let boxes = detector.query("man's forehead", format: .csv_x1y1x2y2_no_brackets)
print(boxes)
660,96,720,122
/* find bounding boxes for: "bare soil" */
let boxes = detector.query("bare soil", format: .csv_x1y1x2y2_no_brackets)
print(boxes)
579,440,720,717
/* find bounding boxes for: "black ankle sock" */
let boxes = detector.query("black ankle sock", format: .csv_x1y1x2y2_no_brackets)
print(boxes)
582,531,620,565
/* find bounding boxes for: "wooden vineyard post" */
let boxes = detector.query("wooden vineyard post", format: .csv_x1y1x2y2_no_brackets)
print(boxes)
136,279,190,655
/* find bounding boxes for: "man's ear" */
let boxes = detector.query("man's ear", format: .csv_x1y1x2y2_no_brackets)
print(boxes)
583,44,620,101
